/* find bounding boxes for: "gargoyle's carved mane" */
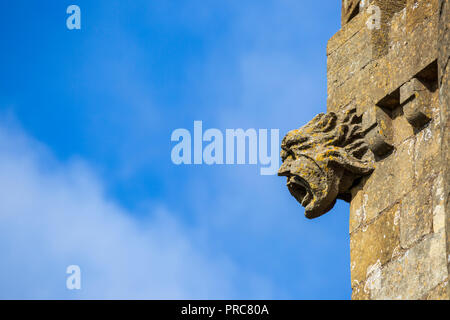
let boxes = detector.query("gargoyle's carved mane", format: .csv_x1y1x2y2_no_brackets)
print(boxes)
281,108,373,173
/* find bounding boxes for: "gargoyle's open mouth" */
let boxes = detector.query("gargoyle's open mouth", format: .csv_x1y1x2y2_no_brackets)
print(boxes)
287,176,313,207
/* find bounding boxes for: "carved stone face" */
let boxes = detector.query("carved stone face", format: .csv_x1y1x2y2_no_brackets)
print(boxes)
278,109,374,219
278,151,342,219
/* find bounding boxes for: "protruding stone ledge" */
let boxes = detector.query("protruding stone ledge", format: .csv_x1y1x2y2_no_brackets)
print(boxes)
362,105,393,157
400,78,433,128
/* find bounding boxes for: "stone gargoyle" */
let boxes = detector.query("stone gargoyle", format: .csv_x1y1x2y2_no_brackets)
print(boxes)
278,107,374,219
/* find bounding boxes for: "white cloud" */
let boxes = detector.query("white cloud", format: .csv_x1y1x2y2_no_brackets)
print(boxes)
0,120,269,299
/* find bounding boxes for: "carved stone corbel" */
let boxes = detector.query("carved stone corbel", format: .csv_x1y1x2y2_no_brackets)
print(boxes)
400,77,432,128
362,105,393,157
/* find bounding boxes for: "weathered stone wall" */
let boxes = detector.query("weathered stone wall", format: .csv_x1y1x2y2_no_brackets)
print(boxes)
438,0,450,300
328,0,449,299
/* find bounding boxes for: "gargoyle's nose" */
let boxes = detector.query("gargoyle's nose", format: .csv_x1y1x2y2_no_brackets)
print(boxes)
278,161,292,177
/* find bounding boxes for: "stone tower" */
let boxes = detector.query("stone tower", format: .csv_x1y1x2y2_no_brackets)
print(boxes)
278,0,449,299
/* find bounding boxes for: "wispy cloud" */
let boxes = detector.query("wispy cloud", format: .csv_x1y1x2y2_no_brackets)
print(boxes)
0,119,274,299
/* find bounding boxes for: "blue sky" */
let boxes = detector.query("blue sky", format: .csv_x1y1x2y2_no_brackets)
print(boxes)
0,1,351,299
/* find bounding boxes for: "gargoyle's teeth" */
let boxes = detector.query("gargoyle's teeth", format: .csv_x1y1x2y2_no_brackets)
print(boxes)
301,192,312,207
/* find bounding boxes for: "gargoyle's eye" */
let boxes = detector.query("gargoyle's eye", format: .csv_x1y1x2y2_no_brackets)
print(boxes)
289,149,296,159
281,148,296,162
286,135,308,149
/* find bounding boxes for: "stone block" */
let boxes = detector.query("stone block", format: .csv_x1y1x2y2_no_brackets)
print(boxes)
391,105,414,145
328,8,369,56
350,182,365,233
367,232,448,299
400,78,432,128
414,120,441,182
327,24,372,91
400,180,433,249
405,0,439,33
432,174,446,234
362,138,414,217
361,159,395,220
350,203,400,287
392,138,415,199
370,0,407,59
362,106,393,156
